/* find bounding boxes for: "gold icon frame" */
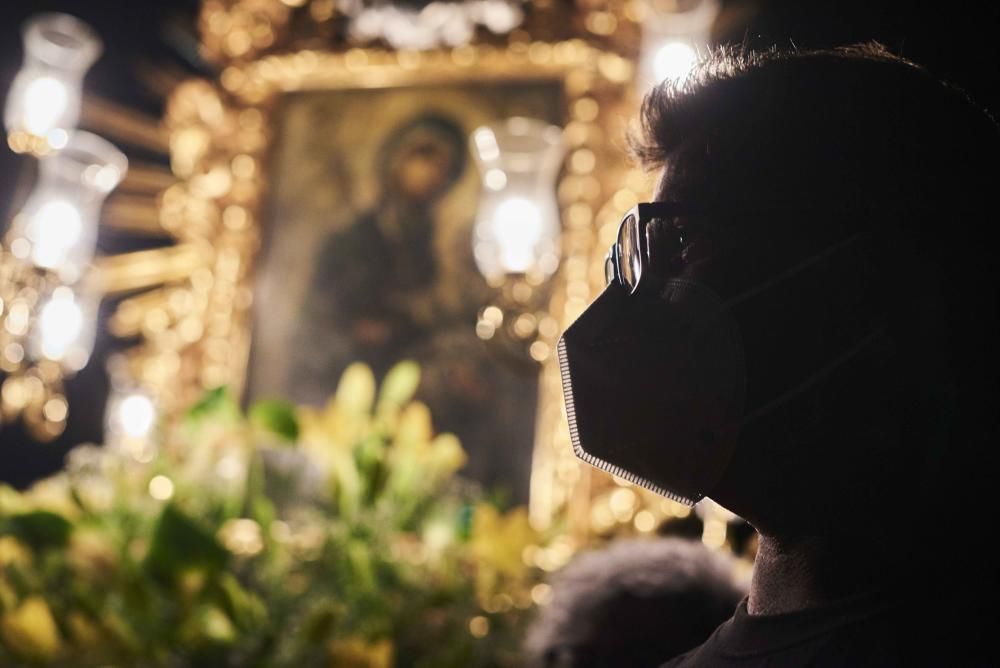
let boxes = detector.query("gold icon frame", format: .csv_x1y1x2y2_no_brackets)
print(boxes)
98,0,668,537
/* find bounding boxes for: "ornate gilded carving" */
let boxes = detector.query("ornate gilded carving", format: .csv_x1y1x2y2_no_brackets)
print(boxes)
116,0,673,539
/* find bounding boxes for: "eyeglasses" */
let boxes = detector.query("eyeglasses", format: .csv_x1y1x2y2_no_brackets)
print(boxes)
605,202,689,295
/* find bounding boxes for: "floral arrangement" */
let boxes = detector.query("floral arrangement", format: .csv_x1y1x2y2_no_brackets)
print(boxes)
0,362,543,667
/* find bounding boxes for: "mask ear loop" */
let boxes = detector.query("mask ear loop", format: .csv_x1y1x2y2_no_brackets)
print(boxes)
719,229,886,426
740,324,889,425
724,231,873,311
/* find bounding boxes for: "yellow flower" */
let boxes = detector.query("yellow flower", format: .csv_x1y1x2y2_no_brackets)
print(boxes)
178,568,208,598
297,406,328,445
0,580,16,611
327,636,394,668
0,596,62,662
299,363,376,452
199,605,237,644
0,485,29,515
373,361,421,429
0,536,30,569
217,518,264,557
336,363,377,415
394,402,433,449
426,433,467,480
67,529,118,583
23,476,79,519
299,405,364,512
469,505,537,580
377,361,421,409
178,604,237,646
66,612,102,650
385,412,466,500
390,401,464,467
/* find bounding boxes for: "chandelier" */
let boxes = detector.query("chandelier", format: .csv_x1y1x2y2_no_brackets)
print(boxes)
0,13,127,440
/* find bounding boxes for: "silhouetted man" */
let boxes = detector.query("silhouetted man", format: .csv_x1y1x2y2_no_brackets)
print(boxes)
557,44,998,666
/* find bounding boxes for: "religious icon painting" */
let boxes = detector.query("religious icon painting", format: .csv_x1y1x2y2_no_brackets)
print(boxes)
247,81,565,501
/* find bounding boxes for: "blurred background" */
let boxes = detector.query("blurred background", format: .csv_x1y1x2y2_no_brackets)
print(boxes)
0,1,997,665
0,0,202,486
2,0,996,488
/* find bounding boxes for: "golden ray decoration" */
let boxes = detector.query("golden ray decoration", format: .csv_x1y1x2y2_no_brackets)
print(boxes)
102,195,169,236
95,245,207,294
115,162,178,197
80,94,171,155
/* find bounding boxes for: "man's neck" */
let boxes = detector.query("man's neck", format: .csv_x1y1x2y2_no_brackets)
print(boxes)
747,533,895,616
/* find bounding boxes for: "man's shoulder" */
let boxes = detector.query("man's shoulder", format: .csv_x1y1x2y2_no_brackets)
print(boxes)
660,646,699,667
658,592,968,668
658,615,729,668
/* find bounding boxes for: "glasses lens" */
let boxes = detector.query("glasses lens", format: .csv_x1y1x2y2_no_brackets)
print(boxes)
618,213,641,291
604,249,616,286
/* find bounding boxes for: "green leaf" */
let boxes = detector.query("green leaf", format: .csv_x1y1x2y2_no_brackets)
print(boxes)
301,601,342,644
249,399,300,443
249,496,275,532
185,386,239,424
456,504,474,541
216,573,267,630
179,604,237,648
346,539,376,591
0,510,73,550
355,435,388,503
143,504,228,582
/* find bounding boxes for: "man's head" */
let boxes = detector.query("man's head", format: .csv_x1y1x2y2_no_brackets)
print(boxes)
634,43,1000,536
561,43,999,541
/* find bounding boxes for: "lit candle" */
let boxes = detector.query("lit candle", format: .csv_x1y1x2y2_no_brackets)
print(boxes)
104,354,159,458
8,131,127,282
639,0,718,89
30,285,97,372
653,41,699,83
471,118,565,282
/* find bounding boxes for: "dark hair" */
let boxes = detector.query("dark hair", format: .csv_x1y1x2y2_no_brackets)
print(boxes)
630,42,1000,246
523,538,745,668
630,43,1000,535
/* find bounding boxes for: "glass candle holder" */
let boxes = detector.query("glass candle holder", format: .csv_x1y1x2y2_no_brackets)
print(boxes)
103,354,159,461
106,389,159,461
8,131,127,282
4,13,102,148
471,117,565,284
28,284,98,373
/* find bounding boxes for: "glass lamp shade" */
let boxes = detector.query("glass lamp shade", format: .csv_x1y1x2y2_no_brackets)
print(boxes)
105,388,158,460
4,13,102,146
28,285,98,373
103,354,159,459
7,131,127,282
638,0,718,88
471,118,565,283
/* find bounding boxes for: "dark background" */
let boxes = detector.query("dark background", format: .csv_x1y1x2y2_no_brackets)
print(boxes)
1,0,997,487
